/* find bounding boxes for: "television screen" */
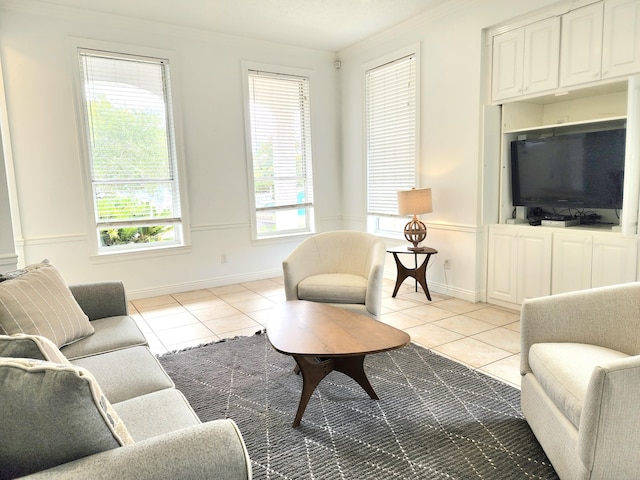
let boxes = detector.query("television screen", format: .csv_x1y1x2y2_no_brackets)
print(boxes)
510,128,626,209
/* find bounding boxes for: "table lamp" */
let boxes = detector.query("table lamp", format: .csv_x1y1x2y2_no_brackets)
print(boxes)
397,187,432,250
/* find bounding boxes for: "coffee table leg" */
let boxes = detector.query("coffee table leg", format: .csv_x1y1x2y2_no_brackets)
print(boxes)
292,355,334,427
291,354,379,427
334,355,379,400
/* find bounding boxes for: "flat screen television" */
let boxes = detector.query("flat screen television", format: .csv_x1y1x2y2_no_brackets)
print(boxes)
510,128,626,209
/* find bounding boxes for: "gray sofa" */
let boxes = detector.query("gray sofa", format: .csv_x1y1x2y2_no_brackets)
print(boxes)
0,281,252,480
520,282,640,480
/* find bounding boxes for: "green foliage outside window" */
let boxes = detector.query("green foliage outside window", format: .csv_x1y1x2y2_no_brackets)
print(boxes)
89,97,174,246
100,225,173,247
97,196,172,246
88,97,170,182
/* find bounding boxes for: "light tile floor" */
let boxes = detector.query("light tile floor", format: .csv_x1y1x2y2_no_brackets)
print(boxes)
130,277,522,388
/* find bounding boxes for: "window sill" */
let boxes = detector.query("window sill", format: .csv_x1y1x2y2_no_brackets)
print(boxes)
252,231,316,246
90,244,192,264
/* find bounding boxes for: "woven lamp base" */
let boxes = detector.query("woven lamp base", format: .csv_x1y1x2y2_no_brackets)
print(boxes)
404,217,427,250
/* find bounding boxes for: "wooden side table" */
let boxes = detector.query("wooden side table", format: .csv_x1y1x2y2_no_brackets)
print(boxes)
387,246,438,301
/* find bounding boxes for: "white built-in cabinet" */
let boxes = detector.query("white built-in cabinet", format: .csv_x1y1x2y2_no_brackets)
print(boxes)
485,0,640,308
560,2,603,87
491,29,523,101
487,225,637,307
602,0,640,78
551,231,592,294
492,17,560,102
487,225,551,305
487,81,640,307
551,230,637,294
492,0,640,103
591,233,638,285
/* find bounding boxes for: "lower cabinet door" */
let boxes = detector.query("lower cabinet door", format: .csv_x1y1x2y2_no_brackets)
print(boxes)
591,234,638,287
517,230,552,304
552,232,592,294
487,227,519,304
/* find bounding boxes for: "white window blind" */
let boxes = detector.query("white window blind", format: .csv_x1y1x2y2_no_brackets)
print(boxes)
247,70,314,237
79,49,183,251
366,54,417,217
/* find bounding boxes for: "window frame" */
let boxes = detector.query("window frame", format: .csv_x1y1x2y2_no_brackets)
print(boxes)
364,45,421,238
70,38,190,257
241,62,317,241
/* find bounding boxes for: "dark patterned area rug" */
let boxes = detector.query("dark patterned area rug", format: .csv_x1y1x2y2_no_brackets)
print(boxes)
159,332,558,479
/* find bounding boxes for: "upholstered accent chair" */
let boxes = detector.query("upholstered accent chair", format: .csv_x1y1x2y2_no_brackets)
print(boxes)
520,282,640,480
282,231,386,319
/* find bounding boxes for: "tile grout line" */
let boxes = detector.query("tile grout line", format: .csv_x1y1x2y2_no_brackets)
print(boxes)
134,278,521,387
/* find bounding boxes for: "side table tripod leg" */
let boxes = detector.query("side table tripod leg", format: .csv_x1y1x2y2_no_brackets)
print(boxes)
416,254,432,301
391,253,411,297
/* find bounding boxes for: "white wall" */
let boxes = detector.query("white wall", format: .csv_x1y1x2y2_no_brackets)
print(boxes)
0,132,16,273
0,0,340,297
339,0,559,301
0,0,564,300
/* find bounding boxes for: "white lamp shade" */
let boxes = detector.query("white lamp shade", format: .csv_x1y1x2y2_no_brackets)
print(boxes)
397,188,433,216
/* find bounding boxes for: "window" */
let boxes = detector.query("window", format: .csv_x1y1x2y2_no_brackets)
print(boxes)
78,49,184,253
245,68,315,239
366,54,418,235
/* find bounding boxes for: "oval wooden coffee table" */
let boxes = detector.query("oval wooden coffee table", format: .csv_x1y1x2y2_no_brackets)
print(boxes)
267,301,411,427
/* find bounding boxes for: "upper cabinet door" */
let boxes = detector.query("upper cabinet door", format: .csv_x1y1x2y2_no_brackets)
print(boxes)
560,3,604,88
522,17,560,96
492,28,525,102
602,0,640,79
492,17,559,103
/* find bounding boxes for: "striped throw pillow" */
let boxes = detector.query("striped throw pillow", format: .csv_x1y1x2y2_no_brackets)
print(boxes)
0,263,94,347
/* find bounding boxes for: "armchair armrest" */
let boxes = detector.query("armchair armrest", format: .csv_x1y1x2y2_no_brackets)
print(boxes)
579,355,640,478
364,238,386,318
520,282,640,374
69,282,128,321
23,419,252,480
282,240,319,301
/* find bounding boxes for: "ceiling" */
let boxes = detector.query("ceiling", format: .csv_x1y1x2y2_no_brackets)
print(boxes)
36,0,453,51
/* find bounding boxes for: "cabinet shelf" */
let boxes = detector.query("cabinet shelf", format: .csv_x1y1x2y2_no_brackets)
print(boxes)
503,115,626,134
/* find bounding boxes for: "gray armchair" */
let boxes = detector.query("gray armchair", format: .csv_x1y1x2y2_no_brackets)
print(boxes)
282,231,386,319
520,282,640,480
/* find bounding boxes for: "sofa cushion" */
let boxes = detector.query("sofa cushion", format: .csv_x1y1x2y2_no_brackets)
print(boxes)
73,346,174,403
61,315,147,360
298,273,367,304
529,342,629,429
0,333,70,364
113,389,200,441
0,262,94,348
0,357,133,479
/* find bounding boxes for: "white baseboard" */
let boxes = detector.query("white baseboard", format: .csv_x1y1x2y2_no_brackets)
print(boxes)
129,270,479,303
126,268,283,300
428,280,480,303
